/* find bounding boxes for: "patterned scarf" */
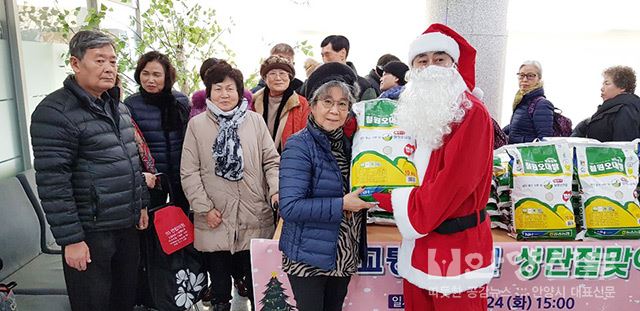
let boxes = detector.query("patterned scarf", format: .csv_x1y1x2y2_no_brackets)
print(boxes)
308,114,349,193
206,98,248,181
512,81,543,111
131,119,157,174
379,85,404,100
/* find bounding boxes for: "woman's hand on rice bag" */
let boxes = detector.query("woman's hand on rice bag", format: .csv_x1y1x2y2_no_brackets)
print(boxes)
372,193,393,212
343,188,377,212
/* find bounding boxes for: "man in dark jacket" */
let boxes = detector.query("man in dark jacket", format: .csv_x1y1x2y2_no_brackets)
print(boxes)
365,53,400,95
319,35,378,100
30,30,148,311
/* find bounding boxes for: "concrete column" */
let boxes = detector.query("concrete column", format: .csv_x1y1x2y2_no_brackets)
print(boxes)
5,0,31,170
426,0,509,122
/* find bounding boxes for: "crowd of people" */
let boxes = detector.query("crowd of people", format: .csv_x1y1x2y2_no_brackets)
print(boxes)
28,23,640,311
503,60,640,144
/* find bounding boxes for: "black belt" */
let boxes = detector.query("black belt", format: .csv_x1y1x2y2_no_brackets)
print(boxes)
434,209,487,234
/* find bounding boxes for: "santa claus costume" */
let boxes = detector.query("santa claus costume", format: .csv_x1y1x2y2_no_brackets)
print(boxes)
373,24,494,310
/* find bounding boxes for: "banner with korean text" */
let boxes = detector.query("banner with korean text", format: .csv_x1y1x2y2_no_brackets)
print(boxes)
250,238,640,310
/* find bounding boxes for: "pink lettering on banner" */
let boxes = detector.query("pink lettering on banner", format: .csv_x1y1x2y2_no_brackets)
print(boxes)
250,239,640,310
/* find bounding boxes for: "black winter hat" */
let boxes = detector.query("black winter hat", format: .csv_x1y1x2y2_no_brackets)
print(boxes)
383,61,410,86
375,54,400,76
304,62,358,99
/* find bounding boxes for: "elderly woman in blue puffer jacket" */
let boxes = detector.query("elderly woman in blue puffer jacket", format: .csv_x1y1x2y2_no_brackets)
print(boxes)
278,80,376,311
504,60,554,144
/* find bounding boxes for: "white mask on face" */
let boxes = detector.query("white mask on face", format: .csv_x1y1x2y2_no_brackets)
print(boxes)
396,65,471,149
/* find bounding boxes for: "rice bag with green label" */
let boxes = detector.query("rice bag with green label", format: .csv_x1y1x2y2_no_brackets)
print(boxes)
574,142,640,239
505,142,576,240
350,99,419,225
350,99,419,199
541,137,602,239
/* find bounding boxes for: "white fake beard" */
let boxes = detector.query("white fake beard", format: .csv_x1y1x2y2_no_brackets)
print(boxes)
396,65,471,150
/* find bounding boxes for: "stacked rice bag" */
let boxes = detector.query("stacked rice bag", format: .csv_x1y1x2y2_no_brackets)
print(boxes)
504,141,576,240
488,148,512,230
350,99,419,225
573,141,640,239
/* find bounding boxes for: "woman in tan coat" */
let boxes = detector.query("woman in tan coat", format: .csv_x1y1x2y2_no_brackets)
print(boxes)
181,61,279,311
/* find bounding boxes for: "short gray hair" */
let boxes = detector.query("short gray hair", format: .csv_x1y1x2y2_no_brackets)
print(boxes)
520,60,543,78
270,43,295,57
310,80,356,108
69,30,115,60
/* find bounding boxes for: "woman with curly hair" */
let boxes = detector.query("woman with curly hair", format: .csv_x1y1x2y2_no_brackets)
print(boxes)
581,65,640,141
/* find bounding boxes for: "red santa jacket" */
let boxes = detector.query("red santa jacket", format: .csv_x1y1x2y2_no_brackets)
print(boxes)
391,92,494,295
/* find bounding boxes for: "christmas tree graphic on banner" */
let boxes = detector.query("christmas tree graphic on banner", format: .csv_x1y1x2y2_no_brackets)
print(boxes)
260,272,296,311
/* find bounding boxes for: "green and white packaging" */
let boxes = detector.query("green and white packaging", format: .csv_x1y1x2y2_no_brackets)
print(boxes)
504,142,576,240
574,141,640,239
350,99,419,225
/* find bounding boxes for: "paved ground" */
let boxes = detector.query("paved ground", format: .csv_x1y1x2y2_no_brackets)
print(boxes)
195,286,251,311
134,286,251,311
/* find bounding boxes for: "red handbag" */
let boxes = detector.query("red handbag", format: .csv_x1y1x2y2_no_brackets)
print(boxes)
153,205,194,255
143,173,206,309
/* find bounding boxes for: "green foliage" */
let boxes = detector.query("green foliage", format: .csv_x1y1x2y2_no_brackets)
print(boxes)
19,2,134,91
136,0,234,94
20,0,315,96
244,72,260,90
19,0,233,96
294,40,314,57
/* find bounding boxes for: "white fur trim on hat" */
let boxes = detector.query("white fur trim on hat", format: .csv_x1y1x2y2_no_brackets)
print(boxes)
408,32,460,65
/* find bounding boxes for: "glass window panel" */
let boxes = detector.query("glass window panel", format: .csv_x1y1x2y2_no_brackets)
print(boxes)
17,0,87,43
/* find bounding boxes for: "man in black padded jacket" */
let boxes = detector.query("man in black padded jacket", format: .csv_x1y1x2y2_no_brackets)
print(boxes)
30,30,149,311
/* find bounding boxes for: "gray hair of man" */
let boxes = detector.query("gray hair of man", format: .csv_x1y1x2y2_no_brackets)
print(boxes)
69,30,115,60
270,43,295,57
519,60,543,79
309,80,357,109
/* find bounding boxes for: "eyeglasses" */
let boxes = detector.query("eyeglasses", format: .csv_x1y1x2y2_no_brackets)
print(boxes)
266,71,289,79
318,98,350,112
517,73,538,80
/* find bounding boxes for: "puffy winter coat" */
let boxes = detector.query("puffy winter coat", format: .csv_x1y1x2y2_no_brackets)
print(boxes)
346,62,379,101
364,69,381,95
278,123,360,271
124,91,190,190
506,88,554,144
181,109,280,253
584,93,640,142
30,76,147,246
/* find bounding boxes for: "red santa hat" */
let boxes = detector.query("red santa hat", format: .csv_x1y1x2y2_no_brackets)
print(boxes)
407,23,476,91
